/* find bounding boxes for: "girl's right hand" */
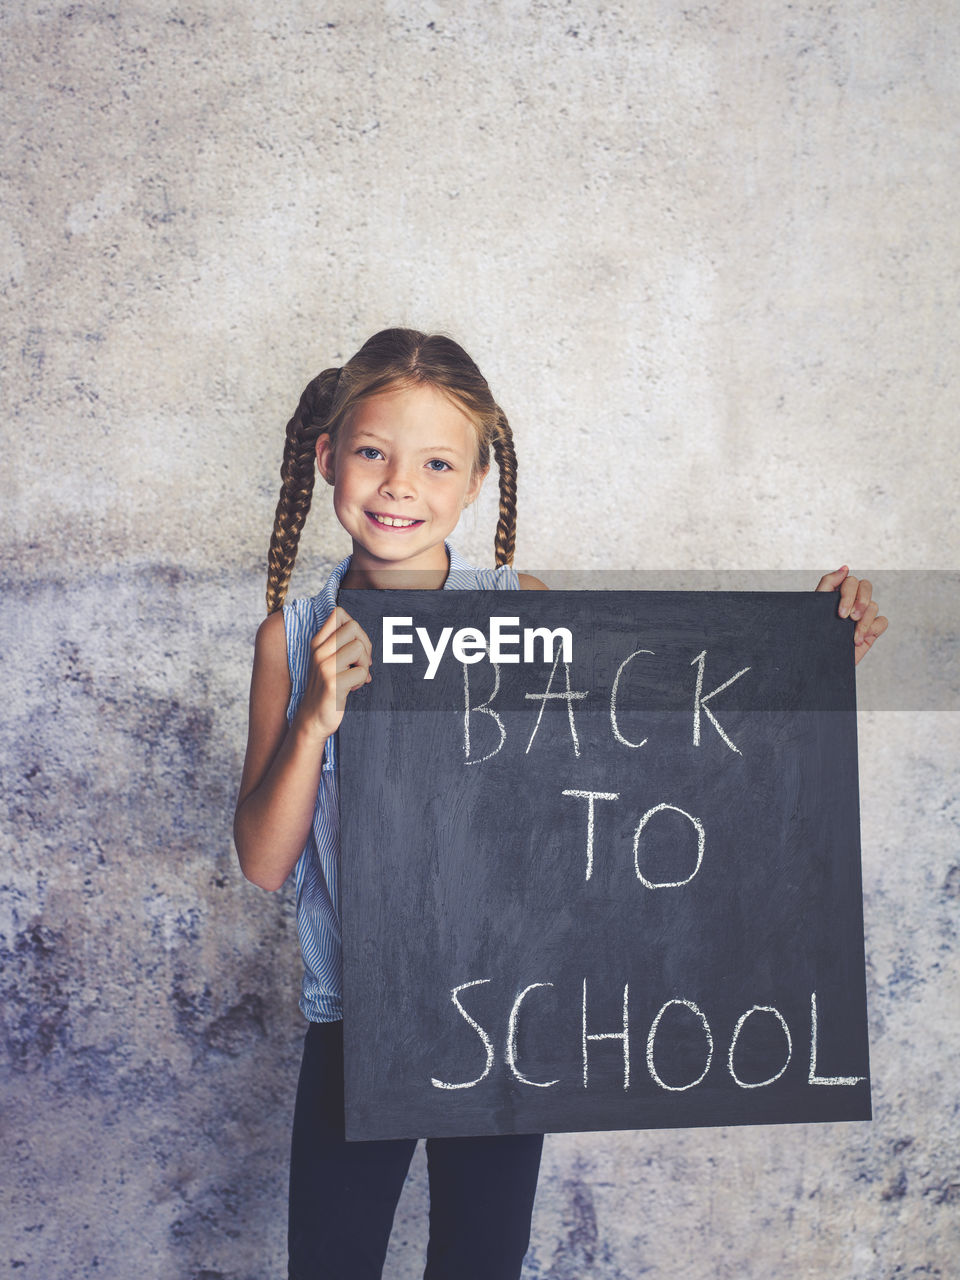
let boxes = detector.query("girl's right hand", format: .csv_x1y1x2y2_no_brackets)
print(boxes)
297,605,373,741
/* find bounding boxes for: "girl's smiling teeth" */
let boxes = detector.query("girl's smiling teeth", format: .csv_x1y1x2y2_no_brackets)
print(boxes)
367,510,424,529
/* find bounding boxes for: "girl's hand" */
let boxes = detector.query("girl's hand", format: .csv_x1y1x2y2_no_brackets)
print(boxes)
815,566,888,665
298,605,373,739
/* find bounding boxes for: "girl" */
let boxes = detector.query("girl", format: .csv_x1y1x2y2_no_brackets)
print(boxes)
233,328,887,1280
235,329,546,1280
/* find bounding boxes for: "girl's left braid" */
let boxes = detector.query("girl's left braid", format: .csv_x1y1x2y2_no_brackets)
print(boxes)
266,367,341,614
492,408,518,568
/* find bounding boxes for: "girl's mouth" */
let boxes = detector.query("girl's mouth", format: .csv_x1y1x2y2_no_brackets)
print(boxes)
365,511,424,530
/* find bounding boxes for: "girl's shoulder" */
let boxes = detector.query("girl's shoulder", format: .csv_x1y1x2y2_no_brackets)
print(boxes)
518,573,548,591
282,593,328,636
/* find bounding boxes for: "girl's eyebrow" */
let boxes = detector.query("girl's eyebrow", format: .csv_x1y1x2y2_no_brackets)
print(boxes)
352,432,464,456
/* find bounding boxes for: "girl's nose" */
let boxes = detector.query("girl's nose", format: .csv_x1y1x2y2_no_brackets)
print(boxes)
380,462,417,501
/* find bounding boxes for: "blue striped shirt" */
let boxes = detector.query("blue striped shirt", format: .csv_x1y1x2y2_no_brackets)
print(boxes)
283,542,522,1022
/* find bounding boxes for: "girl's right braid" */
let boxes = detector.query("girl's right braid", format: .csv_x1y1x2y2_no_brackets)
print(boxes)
265,368,341,614
492,408,518,568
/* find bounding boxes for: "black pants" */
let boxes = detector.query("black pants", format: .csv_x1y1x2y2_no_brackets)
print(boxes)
289,1021,543,1280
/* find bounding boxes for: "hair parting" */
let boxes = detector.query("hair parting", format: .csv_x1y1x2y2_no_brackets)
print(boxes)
265,329,519,611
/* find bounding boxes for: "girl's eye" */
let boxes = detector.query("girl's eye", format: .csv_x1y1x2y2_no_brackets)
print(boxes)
426,459,452,472
358,447,383,460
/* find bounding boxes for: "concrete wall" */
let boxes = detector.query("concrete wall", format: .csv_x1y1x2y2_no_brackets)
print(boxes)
2,2,957,1276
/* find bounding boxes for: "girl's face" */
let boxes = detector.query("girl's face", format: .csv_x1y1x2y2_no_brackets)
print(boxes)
316,382,487,577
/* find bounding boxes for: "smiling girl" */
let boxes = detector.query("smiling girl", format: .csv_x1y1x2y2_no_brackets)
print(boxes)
235,330,545,1279
233,328,886,1280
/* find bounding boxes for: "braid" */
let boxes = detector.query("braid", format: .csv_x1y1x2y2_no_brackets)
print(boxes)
265,367,341,613
492,409,517,568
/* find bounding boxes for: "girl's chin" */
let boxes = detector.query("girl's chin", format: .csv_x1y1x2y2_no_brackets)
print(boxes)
353,532,442,558
351,534,450,567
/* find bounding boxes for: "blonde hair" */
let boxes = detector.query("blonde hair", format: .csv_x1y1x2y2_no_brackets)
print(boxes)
266,328,518,613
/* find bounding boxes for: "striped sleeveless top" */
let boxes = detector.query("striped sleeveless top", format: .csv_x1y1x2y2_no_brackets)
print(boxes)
283,542,522,1022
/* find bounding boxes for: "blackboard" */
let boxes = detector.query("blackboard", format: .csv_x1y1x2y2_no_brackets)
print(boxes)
337,591,871,1141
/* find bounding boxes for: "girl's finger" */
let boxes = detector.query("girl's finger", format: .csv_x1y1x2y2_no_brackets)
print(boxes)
343,620,373,664
334,635,370,674
332,611,373,660
816,565,849,592
838,574,860,618
336,626,373,673
311,605,348,651
313,611,365,664
850,578,873,621
339,662,371,697
854,600,878,645
853,614,888,663
348,621,374,682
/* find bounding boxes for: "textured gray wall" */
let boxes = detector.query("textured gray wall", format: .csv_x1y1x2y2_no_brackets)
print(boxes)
2,2,958,1278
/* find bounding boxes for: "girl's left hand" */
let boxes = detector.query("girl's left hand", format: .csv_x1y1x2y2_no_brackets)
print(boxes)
815,566,888,664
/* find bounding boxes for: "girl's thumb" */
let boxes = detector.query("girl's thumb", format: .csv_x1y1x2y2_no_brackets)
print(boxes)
817,565,849,592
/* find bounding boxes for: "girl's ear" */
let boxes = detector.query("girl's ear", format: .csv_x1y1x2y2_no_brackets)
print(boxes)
316,433,336,485
463,464,489,508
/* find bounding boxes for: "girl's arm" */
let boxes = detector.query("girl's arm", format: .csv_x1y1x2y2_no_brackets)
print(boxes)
234,606,372,891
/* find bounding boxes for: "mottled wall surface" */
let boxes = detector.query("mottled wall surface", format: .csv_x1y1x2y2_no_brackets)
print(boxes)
2,2,958,1278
